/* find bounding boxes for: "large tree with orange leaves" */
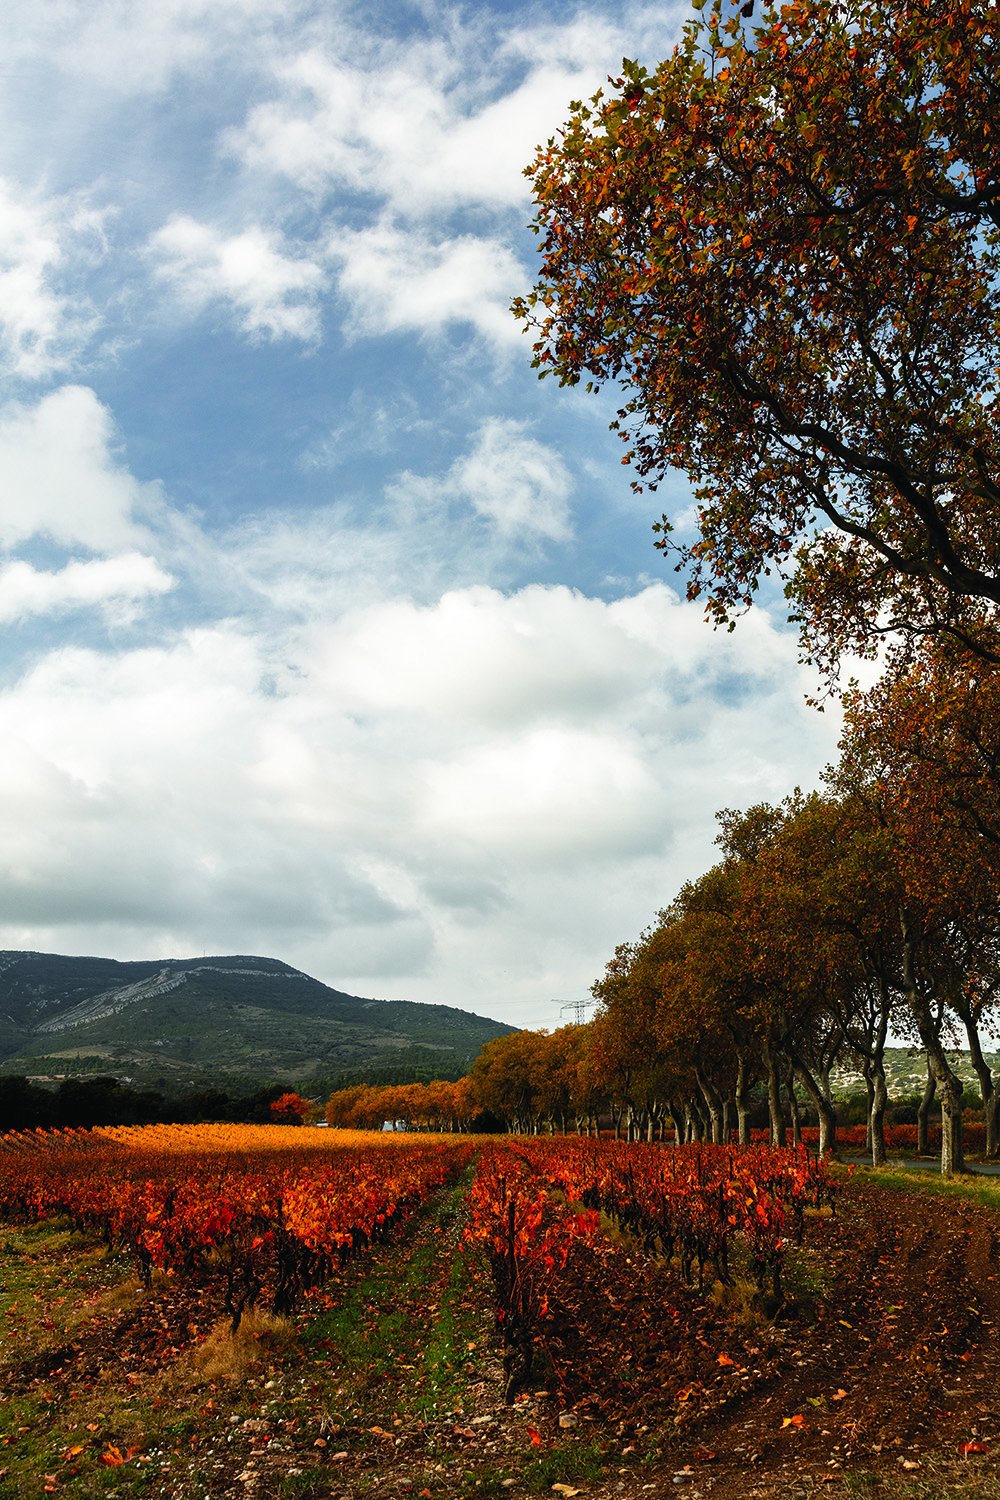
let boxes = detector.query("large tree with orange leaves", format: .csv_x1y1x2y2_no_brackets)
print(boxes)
514,0,1000,675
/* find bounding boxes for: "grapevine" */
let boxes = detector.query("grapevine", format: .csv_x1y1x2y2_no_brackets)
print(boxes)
0,1124,474,1328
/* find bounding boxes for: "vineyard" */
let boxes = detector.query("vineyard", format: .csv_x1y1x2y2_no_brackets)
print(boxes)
2,1128,1000,1500
0,1125,475,1328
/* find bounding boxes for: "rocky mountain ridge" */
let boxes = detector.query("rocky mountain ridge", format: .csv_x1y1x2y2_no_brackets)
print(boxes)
0,950,515,1092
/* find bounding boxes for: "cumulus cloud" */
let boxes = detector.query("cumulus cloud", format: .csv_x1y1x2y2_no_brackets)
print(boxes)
149,215,326,340
219,419,573,626
328,222,524,347
0,554,173,624
229,41,585,215
0,386,157,552
229,9,685,218
0,579,841,1019
451,419,571,540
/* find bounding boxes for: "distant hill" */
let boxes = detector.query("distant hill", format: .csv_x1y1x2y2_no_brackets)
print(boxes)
0,951,516,1094
831,1045,1000,1100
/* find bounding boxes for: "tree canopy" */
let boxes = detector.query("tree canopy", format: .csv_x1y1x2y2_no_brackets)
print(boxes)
513,0,1000,676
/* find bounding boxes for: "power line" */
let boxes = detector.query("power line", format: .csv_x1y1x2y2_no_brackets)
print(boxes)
550,995,593,1026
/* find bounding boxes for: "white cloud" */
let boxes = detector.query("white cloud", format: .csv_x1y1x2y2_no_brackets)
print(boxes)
149,215,326,340
0,0,303,94
229,10,686,218
0,179,101,379
451,419,571,540
0,554,173,624
217,420,573,624
309,585,646,726
328,222,524,347
421,726,665,862
229,43,587,215
0,578,842,1019
0,386,156,552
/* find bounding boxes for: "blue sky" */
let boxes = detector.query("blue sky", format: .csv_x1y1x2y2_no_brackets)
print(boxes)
0,0,846,1028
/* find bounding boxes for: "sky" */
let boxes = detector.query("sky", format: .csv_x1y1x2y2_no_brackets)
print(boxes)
0,0,849,1030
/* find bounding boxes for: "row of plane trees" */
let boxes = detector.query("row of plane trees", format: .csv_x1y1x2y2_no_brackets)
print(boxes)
569,639,1000,1177
325,639,1000,1174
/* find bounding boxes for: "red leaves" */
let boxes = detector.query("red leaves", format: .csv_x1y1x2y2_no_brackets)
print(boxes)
959,1441,990,1455
527,1427,542,1448
0,1126,475,1331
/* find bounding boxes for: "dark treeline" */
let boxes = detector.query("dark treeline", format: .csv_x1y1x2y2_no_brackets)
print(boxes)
0,1075,298,1132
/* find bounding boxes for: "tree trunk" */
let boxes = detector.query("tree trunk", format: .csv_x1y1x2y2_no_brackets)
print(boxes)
722,1097,735,1145
869,1064,888,1167
899,915,963,1173
917,1063,935,1155
735,1053,752,1146
784,1062,802,1147
695,1066,724,1144
864,1073,875,1155
669,1103,684,1146
762,1039,786,1148
791,1057,838,1156
962,1013,998,1158
937,1068,965,1175
916,1040,963,1173
987,1092,1000,1162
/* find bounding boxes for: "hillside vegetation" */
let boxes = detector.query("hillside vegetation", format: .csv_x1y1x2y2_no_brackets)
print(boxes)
0,950,514,1093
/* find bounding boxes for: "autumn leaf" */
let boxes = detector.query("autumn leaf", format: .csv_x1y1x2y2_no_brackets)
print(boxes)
781,1415,805,1429
100,1447,125,1467
717,1353,735,1366
959,1442,990,1455
527,1427,542,1448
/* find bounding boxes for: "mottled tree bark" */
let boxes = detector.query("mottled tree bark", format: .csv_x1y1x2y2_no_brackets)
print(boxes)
917,1063,936,1155
762,1039,787,1148
735,1053,752,1146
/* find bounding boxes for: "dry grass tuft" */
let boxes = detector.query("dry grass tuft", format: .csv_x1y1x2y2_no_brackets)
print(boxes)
708,1275,767,1327
63,1274,148,1331
188,1310,297,1383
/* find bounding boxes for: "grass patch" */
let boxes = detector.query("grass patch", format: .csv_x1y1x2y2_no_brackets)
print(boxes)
521,1440,604,1493
300,1162,486,1416
844,1162,1000,1213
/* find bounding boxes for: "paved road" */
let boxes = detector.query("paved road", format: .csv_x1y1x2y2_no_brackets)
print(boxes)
841,1153,1000,1176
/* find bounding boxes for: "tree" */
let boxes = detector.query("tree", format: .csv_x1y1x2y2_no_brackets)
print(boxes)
270,1091,318,1124
513,0,1000,675
838,649,1000,1157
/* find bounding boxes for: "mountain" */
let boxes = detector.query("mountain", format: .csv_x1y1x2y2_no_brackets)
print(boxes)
0,951,516,1093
